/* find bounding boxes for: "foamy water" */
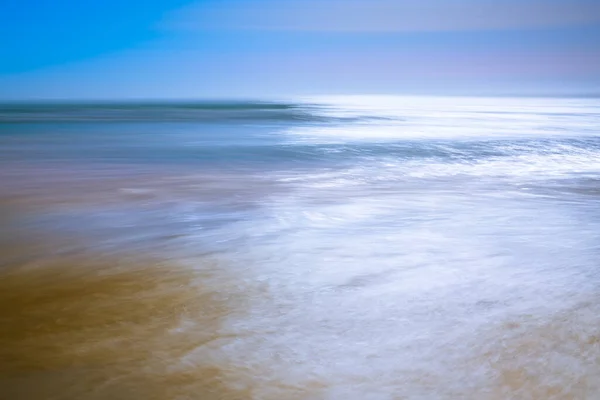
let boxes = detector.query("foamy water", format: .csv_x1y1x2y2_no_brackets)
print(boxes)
1,96,600,399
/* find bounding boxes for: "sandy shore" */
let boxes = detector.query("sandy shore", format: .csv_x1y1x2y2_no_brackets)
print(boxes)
1,161,600,399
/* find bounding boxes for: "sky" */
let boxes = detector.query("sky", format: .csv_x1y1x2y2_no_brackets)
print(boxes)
1,0,599,99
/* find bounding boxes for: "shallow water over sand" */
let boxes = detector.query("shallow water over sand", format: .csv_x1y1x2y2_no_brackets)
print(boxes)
1,97,600,399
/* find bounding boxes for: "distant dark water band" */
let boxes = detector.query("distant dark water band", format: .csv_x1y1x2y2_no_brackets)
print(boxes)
0,102,362,123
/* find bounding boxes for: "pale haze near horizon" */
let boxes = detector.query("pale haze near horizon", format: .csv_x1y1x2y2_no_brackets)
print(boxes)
1,0,599,100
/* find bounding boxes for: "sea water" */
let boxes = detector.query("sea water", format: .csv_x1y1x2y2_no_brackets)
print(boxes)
1,96,600,399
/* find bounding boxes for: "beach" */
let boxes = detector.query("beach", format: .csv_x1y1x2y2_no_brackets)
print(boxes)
1,96,600,399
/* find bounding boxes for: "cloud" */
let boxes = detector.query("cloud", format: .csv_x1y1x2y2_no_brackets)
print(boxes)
165,0,600,32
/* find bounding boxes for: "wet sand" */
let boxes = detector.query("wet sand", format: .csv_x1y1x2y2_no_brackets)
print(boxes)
2,245,599,399
0,166,247,399
0,255,244,400
1,162,600,399
0,165,319,399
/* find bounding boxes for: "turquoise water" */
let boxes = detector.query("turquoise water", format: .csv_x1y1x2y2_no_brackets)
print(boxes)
2,96,600,398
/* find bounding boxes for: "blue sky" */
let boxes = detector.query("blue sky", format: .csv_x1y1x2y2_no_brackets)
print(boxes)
1,0,599,99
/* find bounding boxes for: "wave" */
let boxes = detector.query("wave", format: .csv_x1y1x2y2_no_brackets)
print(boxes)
0,101,347,123
3,97,598,130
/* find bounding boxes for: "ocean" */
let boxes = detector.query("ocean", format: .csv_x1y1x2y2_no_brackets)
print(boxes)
1,96,600,399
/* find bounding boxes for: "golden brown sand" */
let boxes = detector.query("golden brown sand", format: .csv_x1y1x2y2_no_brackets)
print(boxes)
0,253,249,400
1,166,600,399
